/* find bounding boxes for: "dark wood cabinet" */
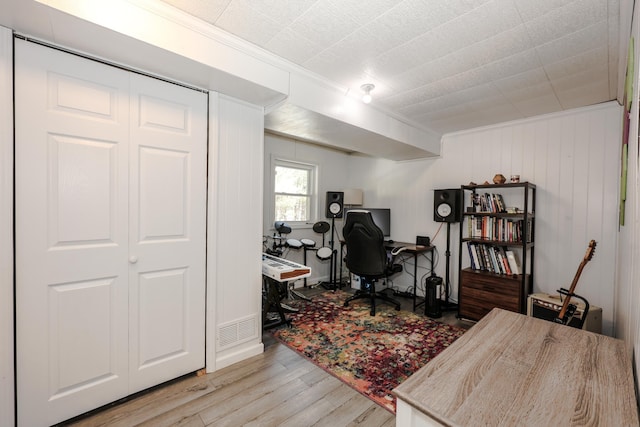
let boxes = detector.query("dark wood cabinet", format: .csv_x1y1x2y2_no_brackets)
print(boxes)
458,182,535,321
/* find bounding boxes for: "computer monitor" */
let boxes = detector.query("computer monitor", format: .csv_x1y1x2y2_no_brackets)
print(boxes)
344,208,391,238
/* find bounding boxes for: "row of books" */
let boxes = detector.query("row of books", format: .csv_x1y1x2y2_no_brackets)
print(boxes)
466,242,522,275
467,216,530,242
474,193,506,213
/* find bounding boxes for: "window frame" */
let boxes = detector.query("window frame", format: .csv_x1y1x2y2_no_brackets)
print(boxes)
270,157,318,230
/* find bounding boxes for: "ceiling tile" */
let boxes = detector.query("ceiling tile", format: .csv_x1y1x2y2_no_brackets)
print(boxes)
388,49,484,93
555,78,610,109
451,0,522,43
513,0,576,21
473,24,535,66
374,0,461,42
442,0,495,15
157,0,621,139
535,21,608,65
513,93,563,117
214,0,282,45
499,80,558,104
522,0,607,47
480,49,543,81
266,28,324,64
288,1,361,47
397,80,499,116
543,46,607,80
326,0,403,26
492,67,549,93
162,0,232,23
368,30,456,78
244,0,317,26
550,64,608,93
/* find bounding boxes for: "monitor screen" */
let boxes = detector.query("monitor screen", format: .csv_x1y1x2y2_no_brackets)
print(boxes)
344,208,391,238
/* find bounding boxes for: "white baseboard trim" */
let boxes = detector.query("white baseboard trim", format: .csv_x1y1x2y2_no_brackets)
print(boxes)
212,342,264,372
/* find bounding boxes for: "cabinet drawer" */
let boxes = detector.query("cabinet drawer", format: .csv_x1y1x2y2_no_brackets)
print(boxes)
460,270,521,297
460,286,520,312
459,269,526,321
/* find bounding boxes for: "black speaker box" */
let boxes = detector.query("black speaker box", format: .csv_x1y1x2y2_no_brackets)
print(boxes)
416,235,431,247
325,191,344,218
434,189,461,223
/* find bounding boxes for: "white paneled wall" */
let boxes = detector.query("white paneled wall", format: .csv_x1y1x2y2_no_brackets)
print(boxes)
263,133,350,285
616,0,640,378
348,102,621,336
209,95,265,370
0,25,14,427
445,103,621,336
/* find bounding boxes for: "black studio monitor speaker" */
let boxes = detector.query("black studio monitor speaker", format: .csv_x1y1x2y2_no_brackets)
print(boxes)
325,191,344,218
434,189,461,223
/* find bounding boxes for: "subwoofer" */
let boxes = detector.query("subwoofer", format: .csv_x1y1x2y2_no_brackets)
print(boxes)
325,191,344,218
434,189,461,222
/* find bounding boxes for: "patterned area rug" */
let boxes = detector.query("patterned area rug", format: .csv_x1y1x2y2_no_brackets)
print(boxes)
272,290,466,413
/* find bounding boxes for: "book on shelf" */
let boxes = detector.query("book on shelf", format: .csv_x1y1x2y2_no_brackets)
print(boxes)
477,192,506,213
466,216,530,242
466,243,520,276
496,246,512,275
505,250,521,275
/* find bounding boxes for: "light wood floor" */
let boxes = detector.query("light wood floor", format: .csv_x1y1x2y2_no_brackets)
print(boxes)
64,287,472,427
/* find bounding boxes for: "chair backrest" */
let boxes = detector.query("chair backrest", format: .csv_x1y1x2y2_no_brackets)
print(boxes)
342,210,387,278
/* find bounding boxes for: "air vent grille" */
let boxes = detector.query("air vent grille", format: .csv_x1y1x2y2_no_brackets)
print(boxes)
217,315,257,349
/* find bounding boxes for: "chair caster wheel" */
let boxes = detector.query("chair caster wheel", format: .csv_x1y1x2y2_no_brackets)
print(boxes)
370,310,376,316
344,302,349,307
395,306,401,311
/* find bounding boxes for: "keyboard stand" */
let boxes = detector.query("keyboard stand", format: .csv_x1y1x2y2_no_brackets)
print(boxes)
262,276,292,329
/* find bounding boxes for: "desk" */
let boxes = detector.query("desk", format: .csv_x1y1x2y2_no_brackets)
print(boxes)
384,242,434,312
394,308,639,426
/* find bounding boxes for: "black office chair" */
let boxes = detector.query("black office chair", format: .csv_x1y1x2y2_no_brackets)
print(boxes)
342,210,402,315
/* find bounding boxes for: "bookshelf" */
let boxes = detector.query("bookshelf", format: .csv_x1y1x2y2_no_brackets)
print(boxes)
458,182,535,321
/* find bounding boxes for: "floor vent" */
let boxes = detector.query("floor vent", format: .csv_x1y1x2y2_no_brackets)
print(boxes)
217,315,258,349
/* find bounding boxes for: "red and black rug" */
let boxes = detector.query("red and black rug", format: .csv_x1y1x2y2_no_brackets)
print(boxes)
272,290,466,413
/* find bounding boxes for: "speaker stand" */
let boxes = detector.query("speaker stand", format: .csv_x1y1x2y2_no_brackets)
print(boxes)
321,216,342,291
441,222,458,311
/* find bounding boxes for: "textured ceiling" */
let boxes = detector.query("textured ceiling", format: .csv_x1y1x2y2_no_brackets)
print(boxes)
160,0,621,135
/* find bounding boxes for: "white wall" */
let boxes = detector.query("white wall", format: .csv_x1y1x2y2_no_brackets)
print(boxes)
0,25,14,427
210,95,265,370
263,133,350,285
347,102,622,336
615,0,640,377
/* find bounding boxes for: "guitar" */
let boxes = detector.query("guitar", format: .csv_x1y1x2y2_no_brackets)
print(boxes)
554,240,596,326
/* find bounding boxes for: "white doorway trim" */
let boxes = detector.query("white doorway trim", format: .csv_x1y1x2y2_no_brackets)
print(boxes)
0,25,15,427
206,92,219,373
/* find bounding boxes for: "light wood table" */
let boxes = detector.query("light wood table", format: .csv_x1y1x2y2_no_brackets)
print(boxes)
394,308,639,426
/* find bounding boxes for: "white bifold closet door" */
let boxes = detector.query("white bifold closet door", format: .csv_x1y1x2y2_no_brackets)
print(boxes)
15,40,207,427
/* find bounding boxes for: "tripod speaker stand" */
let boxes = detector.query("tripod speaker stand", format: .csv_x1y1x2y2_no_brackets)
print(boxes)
321,215,342,290
441,222,458,311
322,191,345,290
434,188,461,311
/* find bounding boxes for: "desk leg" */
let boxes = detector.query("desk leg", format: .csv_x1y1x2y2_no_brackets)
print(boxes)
413,252,418,311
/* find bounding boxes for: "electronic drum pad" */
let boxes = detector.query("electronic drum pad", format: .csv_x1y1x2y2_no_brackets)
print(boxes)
312,221,330,234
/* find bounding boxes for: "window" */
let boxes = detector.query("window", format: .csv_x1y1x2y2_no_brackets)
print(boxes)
273,159,316,224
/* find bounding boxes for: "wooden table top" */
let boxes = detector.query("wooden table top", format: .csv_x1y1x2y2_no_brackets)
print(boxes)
394,308,639,426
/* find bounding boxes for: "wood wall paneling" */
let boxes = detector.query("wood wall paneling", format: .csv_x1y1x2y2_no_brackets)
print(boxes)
213,95,265,369
336,103,621,336
0,25,14,427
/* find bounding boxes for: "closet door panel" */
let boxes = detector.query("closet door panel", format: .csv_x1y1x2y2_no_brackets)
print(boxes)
15,41,208,426
15,40,130,427
128,74,207,392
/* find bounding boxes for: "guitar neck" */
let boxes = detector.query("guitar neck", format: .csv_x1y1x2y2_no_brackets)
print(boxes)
557,264,586,319
556,240,596,322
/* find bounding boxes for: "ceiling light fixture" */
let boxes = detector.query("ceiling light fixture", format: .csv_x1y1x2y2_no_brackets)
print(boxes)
360,83,375,104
